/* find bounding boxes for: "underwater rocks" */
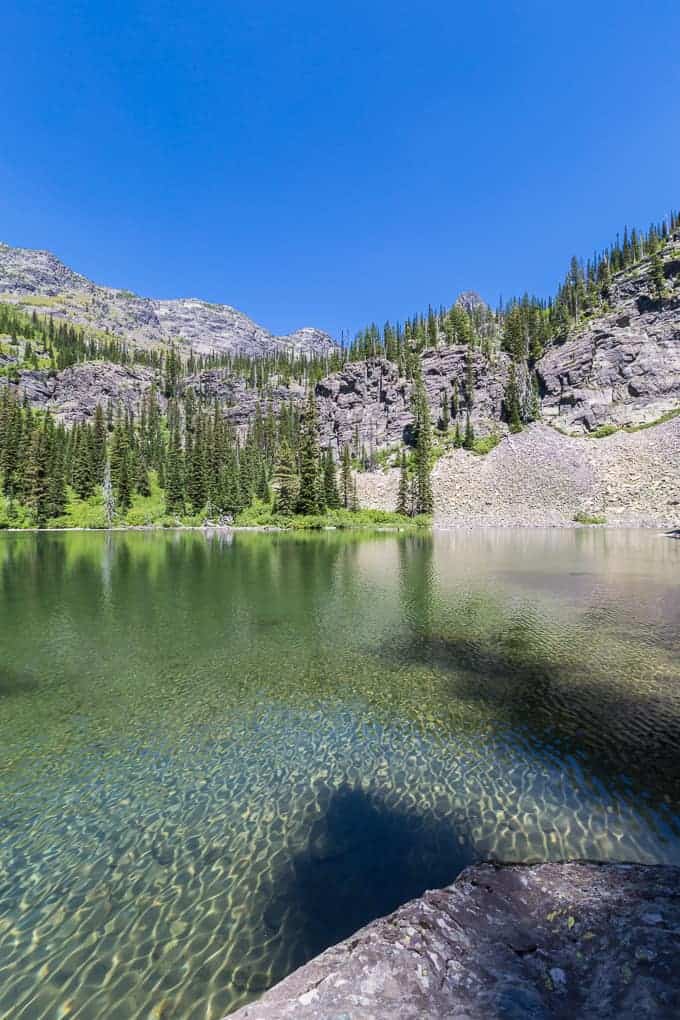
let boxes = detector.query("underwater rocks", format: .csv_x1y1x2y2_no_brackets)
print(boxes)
226,860,680,1019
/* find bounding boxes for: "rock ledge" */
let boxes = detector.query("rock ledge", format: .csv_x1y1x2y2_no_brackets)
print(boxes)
227,861,680,1019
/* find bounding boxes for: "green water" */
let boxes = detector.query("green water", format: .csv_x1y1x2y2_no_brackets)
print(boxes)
0,529,679,1019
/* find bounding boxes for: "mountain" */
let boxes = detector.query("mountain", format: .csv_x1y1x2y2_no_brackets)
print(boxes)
0,216,678,529
0,242,337,357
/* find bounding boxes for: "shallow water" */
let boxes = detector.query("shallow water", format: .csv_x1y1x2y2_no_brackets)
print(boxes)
0,528,679,1018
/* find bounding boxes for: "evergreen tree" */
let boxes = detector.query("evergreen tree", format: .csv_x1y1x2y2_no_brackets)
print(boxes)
396,451,410,516
273,438,298,516
504,363,523,433
25,424,50,527
165,420,185,515
72,425,96,499
340,444,352,509
296,391,321,515
103,461,116,527
350,477,359,512
135,457,151,497
92,404,108,483
651,250,666,300
411,377,433,515
463,411,475,450
438,390,450,433
323,449,340,509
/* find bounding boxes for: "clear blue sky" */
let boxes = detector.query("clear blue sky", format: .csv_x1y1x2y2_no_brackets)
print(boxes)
2,1,679,339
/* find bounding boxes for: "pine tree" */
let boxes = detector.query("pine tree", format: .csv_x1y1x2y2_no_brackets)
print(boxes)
651,250,666,300
463,411,475,450
340,444,352,509
92,404,107,483
438,390,450,433
117,452,132,514
187,417,207,513
47,428,67,519
296,391,321,515
322,449,340,509
412,376,433,515
165,420,185,515
350,477,359,512
25,425,50,527
504,363,523,433
135,457,151,497
255,459,270,502
72,425,96,499
274,438,298,516
396,451,410,516
221,447,240,515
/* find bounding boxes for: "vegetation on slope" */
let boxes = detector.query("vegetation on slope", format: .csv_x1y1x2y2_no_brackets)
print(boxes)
0,205,678,529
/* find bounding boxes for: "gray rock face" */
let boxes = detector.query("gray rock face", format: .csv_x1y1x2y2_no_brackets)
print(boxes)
0,242,337,358
538,248,680,431
316,348,518,454
0,242,90,295
226,861,680,1019
180,370,305,435
357,418,680,527
0,362,158,425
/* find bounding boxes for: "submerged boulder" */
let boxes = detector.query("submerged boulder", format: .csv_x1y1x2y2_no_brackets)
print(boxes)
227,861,680,1019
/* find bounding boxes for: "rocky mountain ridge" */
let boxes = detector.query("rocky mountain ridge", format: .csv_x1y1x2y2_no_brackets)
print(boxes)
0,242,337,358
1,235,679,451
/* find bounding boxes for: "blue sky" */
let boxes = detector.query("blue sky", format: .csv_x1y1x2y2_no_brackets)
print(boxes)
2,1,679,339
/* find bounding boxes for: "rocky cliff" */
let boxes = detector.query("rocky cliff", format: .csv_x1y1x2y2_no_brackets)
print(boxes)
538,245,680,431
227,861,680,1019
316,348,523,455
0,242,337,358
1,236,679,453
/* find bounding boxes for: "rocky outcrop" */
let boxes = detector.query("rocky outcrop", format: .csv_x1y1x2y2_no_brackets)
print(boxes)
2,239,679,444
180,370,306,434
538,247,680,432
0,242,337,358
357,419,680,527
316,349,521,454
227,861,680,1019
0,362,158,425
0,361,308,429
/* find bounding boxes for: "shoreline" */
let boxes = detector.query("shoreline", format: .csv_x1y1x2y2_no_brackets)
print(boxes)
0,521,676,534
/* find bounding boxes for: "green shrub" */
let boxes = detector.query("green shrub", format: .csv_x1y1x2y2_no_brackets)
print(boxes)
573,511,607,525
589,424,618,439
51,488,107,529
233,504,430,531
472,434,501,456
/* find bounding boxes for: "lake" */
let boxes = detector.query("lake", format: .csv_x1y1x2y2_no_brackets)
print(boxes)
0,528,679,1018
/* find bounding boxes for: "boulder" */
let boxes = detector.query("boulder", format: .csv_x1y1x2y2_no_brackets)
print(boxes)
227,861,680,1019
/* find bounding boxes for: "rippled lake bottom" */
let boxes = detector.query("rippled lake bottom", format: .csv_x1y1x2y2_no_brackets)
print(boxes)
0,528,679,1018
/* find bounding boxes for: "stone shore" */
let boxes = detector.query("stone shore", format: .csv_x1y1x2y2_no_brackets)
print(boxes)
357,419,680,528
227,860,680,1019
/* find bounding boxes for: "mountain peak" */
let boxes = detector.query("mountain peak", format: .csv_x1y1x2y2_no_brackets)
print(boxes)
0,242,337,358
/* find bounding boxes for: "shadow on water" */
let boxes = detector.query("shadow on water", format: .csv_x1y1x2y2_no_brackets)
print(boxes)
0,666,40,699
382,619,680,800
237,783,473,994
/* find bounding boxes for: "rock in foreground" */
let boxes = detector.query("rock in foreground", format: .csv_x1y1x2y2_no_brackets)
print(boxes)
227,861,680,1019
